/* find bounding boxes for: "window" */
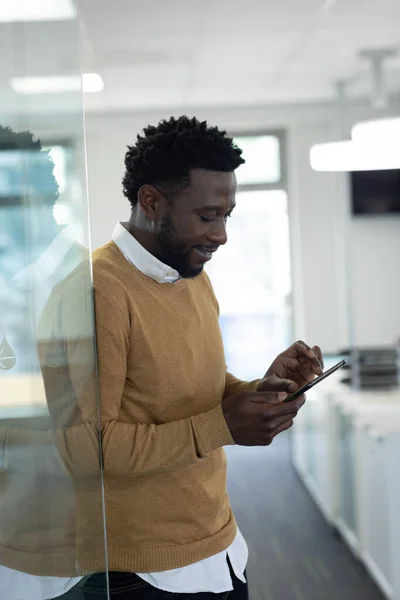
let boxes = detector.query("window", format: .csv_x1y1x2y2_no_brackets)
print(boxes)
235,135,281,186
206,132,292,380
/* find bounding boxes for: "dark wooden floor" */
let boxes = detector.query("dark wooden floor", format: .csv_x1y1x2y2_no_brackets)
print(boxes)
225,433,385,600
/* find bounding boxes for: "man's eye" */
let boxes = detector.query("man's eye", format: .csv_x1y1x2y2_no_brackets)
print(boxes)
200,213,231,222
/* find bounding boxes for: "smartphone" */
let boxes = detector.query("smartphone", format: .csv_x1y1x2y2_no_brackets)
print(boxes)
283,358,346,402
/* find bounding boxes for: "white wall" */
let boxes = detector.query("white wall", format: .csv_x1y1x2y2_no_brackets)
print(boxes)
27,100,400,353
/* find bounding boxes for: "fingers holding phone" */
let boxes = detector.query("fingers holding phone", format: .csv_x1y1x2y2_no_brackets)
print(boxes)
283,359,346,403
222,359,346,448
222,389,306,447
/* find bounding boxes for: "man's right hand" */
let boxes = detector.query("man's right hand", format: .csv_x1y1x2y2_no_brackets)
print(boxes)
222,390,306,446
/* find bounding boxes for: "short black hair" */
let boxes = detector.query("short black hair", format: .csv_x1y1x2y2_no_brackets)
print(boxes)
122,115,244,209
0,125,59,205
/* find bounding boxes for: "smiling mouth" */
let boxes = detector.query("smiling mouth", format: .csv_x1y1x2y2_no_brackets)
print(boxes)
194,246,218,262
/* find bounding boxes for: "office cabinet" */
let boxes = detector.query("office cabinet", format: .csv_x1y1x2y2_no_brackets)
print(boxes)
357,425,392,598
291,384,400,599
336,405,359,554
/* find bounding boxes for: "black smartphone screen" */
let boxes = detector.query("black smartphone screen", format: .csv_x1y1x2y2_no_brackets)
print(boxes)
283,359,347,403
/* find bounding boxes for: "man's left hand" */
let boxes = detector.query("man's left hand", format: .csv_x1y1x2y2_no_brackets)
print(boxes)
257,341,324,395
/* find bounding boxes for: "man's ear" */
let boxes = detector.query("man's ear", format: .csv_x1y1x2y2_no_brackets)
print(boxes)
137,184,162,223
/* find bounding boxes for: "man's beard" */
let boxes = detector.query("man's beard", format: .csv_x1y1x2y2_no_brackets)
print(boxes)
157,214,203,279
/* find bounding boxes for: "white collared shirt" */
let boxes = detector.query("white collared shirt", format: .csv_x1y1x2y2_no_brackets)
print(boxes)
112,222,248,594
114,222,180,284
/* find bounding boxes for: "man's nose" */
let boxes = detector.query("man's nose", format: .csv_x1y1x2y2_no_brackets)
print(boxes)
208,219,228,246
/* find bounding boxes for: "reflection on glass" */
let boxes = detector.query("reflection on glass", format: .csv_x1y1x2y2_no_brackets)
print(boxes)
0,334,16,370
0,42,108,600
0,1,76,23
44,144,86,242
0,130,65,374
0,0,108,594
0,123,106,599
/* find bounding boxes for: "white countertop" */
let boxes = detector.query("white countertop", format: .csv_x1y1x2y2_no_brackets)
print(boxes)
310,369,400,434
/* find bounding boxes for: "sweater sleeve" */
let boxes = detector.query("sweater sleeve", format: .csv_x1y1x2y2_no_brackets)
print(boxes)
223,371,261,399
53,289,235,479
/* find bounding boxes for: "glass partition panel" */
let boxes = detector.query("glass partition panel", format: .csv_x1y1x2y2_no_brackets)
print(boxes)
0,2,108,598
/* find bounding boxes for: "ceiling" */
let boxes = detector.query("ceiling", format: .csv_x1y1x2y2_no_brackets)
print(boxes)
1,0,400,115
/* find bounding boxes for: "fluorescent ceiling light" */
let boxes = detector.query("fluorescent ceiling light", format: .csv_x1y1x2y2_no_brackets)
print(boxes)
11,76,81,94
0,0,75,22
10,73,104,94
352,117,400,145
310,140,400,172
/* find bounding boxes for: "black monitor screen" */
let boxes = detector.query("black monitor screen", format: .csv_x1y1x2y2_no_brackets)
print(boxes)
350,168,400,215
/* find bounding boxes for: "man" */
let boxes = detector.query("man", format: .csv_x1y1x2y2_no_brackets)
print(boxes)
71,116,323,599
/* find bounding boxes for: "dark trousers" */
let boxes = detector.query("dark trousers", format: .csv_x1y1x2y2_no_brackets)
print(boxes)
56,559,248,600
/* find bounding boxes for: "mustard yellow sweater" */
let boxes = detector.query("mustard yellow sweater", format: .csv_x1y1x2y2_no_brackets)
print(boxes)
88,242,259,572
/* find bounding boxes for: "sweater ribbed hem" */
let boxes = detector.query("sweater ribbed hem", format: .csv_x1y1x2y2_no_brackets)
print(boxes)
192,404,235,455
0,513,237,577
79,511,237,574
0,546,82,577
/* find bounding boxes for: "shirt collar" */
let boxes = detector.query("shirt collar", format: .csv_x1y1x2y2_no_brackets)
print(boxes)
112,222,180,284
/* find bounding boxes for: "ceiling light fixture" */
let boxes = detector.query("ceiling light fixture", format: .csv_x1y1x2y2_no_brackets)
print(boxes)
348,49,399,155
10,73,104,94
359,48,397,110
310,140,400,172
0,0,75,22
310,49,400,172
352,117,400,145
